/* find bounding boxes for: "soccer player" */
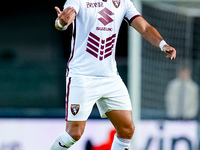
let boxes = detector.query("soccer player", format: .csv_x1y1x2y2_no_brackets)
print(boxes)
50,0,176,149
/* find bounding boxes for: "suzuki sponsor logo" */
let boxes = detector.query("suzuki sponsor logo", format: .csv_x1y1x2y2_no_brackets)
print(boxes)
96,27,112,31
98,7,114,26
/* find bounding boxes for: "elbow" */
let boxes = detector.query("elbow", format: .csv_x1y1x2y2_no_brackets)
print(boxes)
141,25,154,37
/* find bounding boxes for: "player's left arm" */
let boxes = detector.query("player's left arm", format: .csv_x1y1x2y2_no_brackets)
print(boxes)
131,16,176,60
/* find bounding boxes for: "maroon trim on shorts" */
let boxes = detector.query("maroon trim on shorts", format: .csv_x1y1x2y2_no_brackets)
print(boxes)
66,19,76,76
65,77,72,121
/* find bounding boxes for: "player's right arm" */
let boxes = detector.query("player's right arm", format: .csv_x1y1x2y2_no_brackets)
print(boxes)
54,6,77,31
131,16,176,60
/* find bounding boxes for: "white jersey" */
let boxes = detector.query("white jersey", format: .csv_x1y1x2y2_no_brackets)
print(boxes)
64,0,140,77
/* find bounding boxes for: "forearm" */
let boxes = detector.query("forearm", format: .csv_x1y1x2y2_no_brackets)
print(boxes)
131,17,164,48
140,25,176,59
141,25,163,48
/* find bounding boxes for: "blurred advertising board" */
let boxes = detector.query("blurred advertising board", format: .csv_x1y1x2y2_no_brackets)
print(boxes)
0,119,198,150
0,119,114,150
136,121,199,150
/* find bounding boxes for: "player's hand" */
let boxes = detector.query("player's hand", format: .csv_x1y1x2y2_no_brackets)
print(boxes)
163,45,176,60
55,6,76,27
55,6,62,16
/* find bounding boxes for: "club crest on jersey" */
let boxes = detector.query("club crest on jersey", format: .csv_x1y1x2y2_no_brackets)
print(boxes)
112,0,120,8
71,104,80,116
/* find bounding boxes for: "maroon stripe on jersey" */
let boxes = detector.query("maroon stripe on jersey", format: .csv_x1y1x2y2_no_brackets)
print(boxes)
100,50,104,55
105,44,114,53
104,51,112,59
65,77,72,121
106,34,116,42
89,32,100,41
88,37,99,47
106,39,115,47
66,19,76,76
86,48,98,58
87,42,99,52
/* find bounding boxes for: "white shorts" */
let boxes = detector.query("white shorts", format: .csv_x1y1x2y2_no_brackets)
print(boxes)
65,75,132,121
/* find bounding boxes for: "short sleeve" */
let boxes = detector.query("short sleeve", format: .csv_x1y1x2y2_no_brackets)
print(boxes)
64,0,80,14
124,0,141,25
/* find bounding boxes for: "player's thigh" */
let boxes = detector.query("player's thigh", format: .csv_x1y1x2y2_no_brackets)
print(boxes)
106,110,135,139
96,75,132,118
65,77,100,121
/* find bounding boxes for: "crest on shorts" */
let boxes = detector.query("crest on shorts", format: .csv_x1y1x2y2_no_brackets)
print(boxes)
71,104,80,116
112,0,120,8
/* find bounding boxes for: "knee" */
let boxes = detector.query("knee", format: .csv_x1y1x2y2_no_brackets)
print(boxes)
68,131,83,141
117,123,135,139
66,128,84,141
66,121,86,141
67,127,84,141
